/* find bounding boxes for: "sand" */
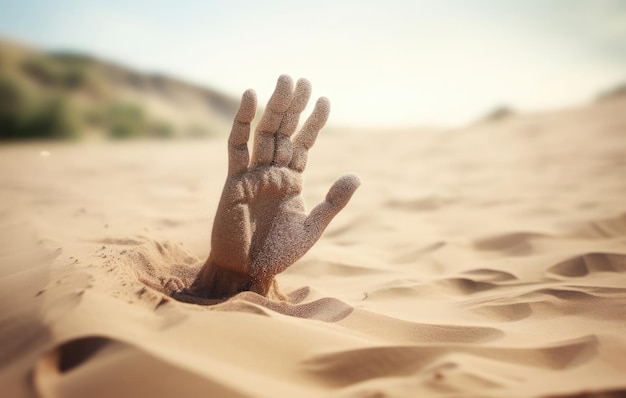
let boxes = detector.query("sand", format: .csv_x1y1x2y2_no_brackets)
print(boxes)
1,95,626,397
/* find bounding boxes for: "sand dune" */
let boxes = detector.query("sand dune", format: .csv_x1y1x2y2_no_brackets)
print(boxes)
1,97,626,397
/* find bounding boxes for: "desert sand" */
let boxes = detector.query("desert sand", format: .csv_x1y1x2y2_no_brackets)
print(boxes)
1,92,626,397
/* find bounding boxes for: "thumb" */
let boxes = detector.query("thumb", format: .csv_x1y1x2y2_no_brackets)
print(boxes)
305,174,361,235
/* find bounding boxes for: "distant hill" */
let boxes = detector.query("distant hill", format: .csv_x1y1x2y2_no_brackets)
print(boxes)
0,38,240,140
596,82,626,103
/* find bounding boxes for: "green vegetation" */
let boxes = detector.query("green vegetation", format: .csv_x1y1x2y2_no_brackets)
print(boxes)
28,96,79,139
106,102,146,139
86,102,175,139
0,40,237,141
22,55,88,90
0,77,78,140
0,73,153,141
0,71,168,141
148,120,175,139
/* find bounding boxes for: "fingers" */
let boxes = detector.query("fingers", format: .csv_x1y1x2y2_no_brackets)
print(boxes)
228,89,257,176
274,78,312,166
289,97,330,172
249,75,329,171
305,174,361,236
250,75,294,168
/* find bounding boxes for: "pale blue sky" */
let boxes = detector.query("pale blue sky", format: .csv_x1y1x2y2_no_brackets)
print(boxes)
1,0,625,127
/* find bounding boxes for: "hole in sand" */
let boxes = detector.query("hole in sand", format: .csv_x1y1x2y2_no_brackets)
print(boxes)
114,239,355,321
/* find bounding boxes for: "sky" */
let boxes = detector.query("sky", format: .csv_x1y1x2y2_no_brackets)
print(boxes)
1,0,625,128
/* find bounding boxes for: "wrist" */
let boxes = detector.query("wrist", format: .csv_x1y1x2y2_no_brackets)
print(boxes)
190,258,277,299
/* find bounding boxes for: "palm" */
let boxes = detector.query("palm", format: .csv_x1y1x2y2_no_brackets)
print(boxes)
213,166,306,275
191,76,360,299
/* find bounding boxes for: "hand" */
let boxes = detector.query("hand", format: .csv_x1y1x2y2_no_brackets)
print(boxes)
190,75,360,299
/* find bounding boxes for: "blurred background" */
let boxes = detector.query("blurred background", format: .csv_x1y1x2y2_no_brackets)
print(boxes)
0,0,625,141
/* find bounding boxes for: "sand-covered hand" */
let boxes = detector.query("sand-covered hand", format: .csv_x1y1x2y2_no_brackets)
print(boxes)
190,75,360,299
